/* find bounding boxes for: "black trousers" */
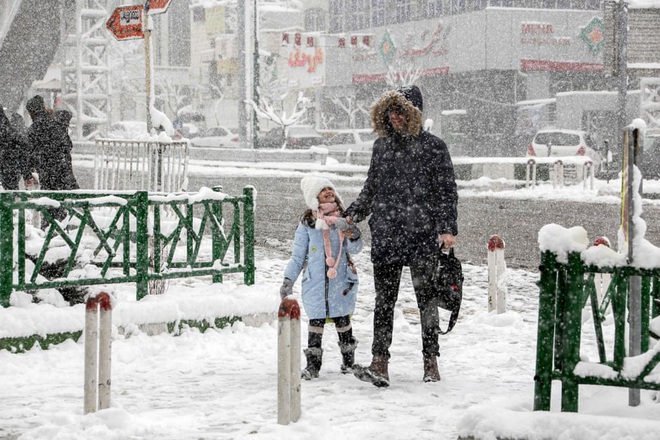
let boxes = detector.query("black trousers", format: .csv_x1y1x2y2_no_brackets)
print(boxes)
371,258,439,359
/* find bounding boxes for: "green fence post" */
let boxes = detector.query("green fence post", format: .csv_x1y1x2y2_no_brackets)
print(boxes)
135,191,150,300
533,251,557,411
212,186,223,284
243,186,255,285
560,252,585,413
612,272,628,371
653,276,660,319
0,193,14,307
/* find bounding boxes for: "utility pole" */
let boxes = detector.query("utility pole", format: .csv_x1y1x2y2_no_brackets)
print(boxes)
615,0,628,151
238,1,247,148
253,0,260,148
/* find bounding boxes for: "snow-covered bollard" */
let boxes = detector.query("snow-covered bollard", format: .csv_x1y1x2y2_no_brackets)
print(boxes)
592,237,612,306
526,158,537,188
553,159,564,188
583,160,594,190
278,297,301,425
487,235,507,314
84,292,113,414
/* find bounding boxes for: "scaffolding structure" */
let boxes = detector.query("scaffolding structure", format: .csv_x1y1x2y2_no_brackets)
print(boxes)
61,0,111,141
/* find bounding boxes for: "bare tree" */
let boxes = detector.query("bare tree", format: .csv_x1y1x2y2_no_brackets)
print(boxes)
209,76,228,127
155,78,193,118
385,58,421,88
247,91,309,149
330,96,370,129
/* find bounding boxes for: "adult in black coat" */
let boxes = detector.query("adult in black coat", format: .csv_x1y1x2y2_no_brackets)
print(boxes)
0,106,32,190
344,85,458,387
26,95,79,193
26,96,79,225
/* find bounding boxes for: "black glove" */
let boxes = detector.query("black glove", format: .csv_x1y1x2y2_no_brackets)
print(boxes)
280,278,294,299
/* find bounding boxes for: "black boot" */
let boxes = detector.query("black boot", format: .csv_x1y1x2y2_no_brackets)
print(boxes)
338,338,358,374
302,347,323,380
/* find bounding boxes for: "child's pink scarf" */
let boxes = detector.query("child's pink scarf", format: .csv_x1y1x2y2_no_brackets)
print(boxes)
315,202,344,279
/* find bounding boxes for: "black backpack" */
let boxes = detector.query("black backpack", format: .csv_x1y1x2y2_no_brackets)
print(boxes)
433,248,464,334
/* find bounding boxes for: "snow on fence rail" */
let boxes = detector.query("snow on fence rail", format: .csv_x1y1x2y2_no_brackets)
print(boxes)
0,186,255,307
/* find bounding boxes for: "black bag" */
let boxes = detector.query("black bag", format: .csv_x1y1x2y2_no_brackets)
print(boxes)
433,247,464,334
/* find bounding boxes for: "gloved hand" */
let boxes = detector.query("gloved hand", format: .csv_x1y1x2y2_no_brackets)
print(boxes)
334,218,361,240
333,217,350,231
345,224,361,240
280,278,294,299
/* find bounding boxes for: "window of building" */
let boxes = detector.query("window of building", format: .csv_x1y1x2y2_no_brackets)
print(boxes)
372,0,385,27
451,0,466,14
329,0,345,32
394,0,413,23
427,0,443,17
469,0,488,11
305,8,326,31
351,0,369,30
169,0,191,67
192,7,205,22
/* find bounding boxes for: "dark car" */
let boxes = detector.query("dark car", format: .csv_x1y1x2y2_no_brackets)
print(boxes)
257,125,323,149
641,136,660,180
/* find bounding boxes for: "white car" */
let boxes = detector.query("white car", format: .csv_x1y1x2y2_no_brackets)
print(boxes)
527,129,602,170
190,126,239,148
322,129,378,152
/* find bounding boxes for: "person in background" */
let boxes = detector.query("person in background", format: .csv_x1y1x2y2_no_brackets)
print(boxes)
55,109,73,133
343,85,458,387
280,175,363,380
25,95,79,224
0,106,32,190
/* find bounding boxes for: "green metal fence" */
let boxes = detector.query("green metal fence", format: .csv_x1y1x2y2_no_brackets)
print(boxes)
533,251,660,412
0,186,255,307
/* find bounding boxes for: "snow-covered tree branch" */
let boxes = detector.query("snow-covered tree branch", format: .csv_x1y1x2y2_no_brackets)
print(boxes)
247,91,309,149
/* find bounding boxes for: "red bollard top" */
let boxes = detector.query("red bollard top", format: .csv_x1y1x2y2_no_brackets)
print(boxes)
278,297,301,320
97,292,112,311
487,235,505,251
86,292,113,311
593,237,611,248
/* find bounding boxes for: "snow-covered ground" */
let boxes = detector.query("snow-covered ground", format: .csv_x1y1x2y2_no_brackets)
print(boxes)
3,160,660,440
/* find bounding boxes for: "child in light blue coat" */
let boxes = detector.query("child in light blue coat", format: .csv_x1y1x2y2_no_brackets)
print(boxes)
281,175,363,379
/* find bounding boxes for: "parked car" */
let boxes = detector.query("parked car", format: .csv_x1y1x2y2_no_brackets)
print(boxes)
257,125,323,149
323,129,378,152
526,128,602,170
102,120,149,140
190,126,239,148
640,136,660,180
175,123,201,139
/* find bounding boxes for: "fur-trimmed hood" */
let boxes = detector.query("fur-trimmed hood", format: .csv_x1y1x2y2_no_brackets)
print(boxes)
371,86,423,138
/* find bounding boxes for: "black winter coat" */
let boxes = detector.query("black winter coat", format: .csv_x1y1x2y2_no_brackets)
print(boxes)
344,87,457,265
0,109,31,190
345,130,458,265
27,113,79,191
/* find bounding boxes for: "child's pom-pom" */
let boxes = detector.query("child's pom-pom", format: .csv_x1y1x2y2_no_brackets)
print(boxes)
326,257,335,266
327,268,337,279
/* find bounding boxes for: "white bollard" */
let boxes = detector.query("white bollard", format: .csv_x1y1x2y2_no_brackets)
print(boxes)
526,158,537,188
487,235,507,314
583,161,594,190
553,160,564,188
84,292,113,414
278,297,301,425
592,237,612,306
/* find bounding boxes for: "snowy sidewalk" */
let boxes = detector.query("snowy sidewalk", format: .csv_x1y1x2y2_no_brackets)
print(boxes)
2,245,660,439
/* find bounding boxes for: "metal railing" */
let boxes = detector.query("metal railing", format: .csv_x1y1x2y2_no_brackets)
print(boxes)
533,251,660,412
94,139,189,192
0,186,255,307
